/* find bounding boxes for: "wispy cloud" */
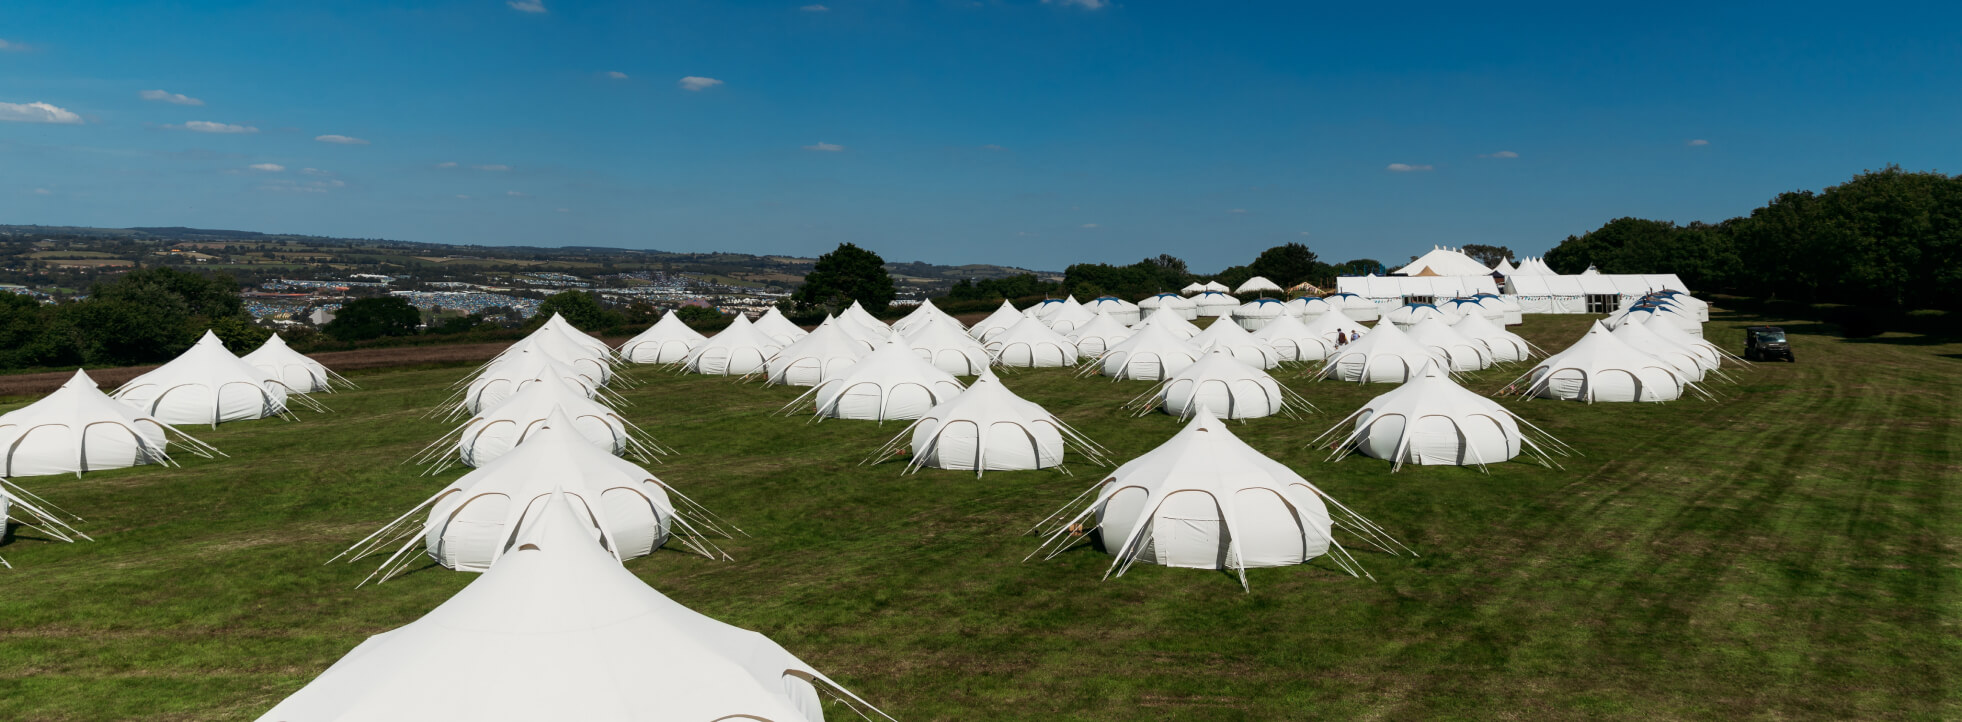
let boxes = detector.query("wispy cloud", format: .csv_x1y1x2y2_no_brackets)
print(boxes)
1479,150,1519,159
455,194,471,199
1386,163,1434,172
139,89,204,106
315,134,369,145
172,120,258,134
1686,139,1710,146
248,163,285,172
0,40,26,52
474,164,511,171
300,167,331,176
505,190,526,197
0,101,83,124
507,0,546,13
804,142,845,152
801,3,830,10
556,207,570,213
1081,223,1100,228
605,71,630,80
436,162,459,169
33,188,51,195
678,76,724,91
1045,0,1109,8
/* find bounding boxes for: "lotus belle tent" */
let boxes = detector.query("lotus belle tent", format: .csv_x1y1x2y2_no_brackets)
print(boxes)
269,494,889,722
1187,317,1283,369
1083,296,1142,325
1231,298,1289,331
1064,311,1135,357
1610,317,1718,383
1128,349,1311,420
0,478,90,567
751,306,811,345
1325,292,1382,322
1042,297,1098,333
902,318,993,376
1314,321,1447,384
985,317,1080,368
968,300,1026,344
1384,303,1461,328
0,370,220,478
889,298,964,336
871,370,1109,476
1202,280,1230,293
840,300,888,332
1313,360,1571,471
1404,317,1494,371
1023,297,1068,319
787,336,966,421
1030,409,1407,590
455,348,605,417
682,314,786,376
417,377,669,470
619,311,709,364
345,409,726,583
764,317,870,387
1303,308,1368,346
1284,295,1335,319
1134,306,1202,338
1092,323,1204,381
1191,291,1240,319
1450,312,1536,363
1250,314,1335,363
113,331,300,427
493,321,620,385
1139,292,1199,320
1233,276,1285,297
242,334,352,393
1507,322,1694,402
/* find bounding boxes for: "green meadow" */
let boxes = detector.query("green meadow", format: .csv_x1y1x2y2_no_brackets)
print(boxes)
0,311,1954,720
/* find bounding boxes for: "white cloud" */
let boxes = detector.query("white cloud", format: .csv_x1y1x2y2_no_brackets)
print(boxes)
173,120,258,134
0,101,83,125
803,142,844,152
248,163,285,172
33,188,50,195
1479,150,1519,159
315,134,369,145
801,3,830,10
507,0,547,13
456,194,471,199
0,40,25,52
605,71,629,80
1687,139,1710,146
436,161,459,169
474,164,512,171
1299,231,1312,236
1081,223,1100,228
556,207,570,213
1386,163,1434,172
1227,208,1248,214
139,89,204,106
679,76,724,91
300,167,331,176
1045,0,1108,8
506,190,526,197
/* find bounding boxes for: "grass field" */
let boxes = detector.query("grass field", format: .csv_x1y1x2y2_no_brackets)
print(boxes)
0,311,1955,720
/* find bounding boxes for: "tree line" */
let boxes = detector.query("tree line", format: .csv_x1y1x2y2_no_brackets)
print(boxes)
1545,166,1962,310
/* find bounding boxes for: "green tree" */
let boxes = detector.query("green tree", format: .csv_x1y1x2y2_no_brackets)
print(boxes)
1245,243,1323,287
1460,244,1515,267
792,243,896,313
675,305,726,326
209,315,272,354
323,297,421,341
533,290,622,330
92,267,243,320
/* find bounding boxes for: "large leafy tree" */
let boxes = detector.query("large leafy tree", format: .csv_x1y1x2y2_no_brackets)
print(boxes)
792,243,896,313
1460,244,1515,267
1245,243,1323,287
323,297,421,341
533,290,621,330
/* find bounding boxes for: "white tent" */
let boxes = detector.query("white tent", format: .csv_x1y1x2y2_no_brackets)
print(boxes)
490,330,618,387
1128,349,1309,420
0,477,90,567
1191,291,1240,319
985,317,1080,368
418,377,668,470
1314,321,1446,384
788,336,966,421
1284,296,1334,319
764,317,870,387
1233,276,1284,296
1392,246,1493,277
271,494,888,722
901,318,993,376
1138,292,1199,320
1030,409,1406,590
1303,308,1368,345
683,315,786,376
1404,317,1493,371
751,307,811,345
1188,317,1283,369
1179,282,1208,295
1610,317,1715,383
840,300,888,332
1325,292,1382,322
538,313,614,356
346,408,725,582
968,300,1026,344
1648,290,1710,322
1450,312,1535,363
1134,307,1202,339
1507,322,1693,402
243,334,352,393
1203,280,1230,293
1250,313,1335,363
1438,297,1503,323
889,299,963,336
1315,360,1570,471
1230,298,1289,331
0,369,220,478
1607,300,1703,337
1493,258,1517,275
1511,257,1556,276
871,369,1108,476
1644,316,1739,369
1042,297,1098,334
455,347,604,417
113,331,299,427
1384,303,1461,328
619,311,709,364
1083,296,1142,325
1024,297,1069,319
1092,323,1203,381
1064,311,1135,357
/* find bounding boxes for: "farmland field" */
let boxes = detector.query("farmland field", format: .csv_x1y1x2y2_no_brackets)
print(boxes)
0,311,1955,720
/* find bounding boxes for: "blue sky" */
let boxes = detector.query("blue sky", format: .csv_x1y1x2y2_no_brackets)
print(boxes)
1,1,1958,272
